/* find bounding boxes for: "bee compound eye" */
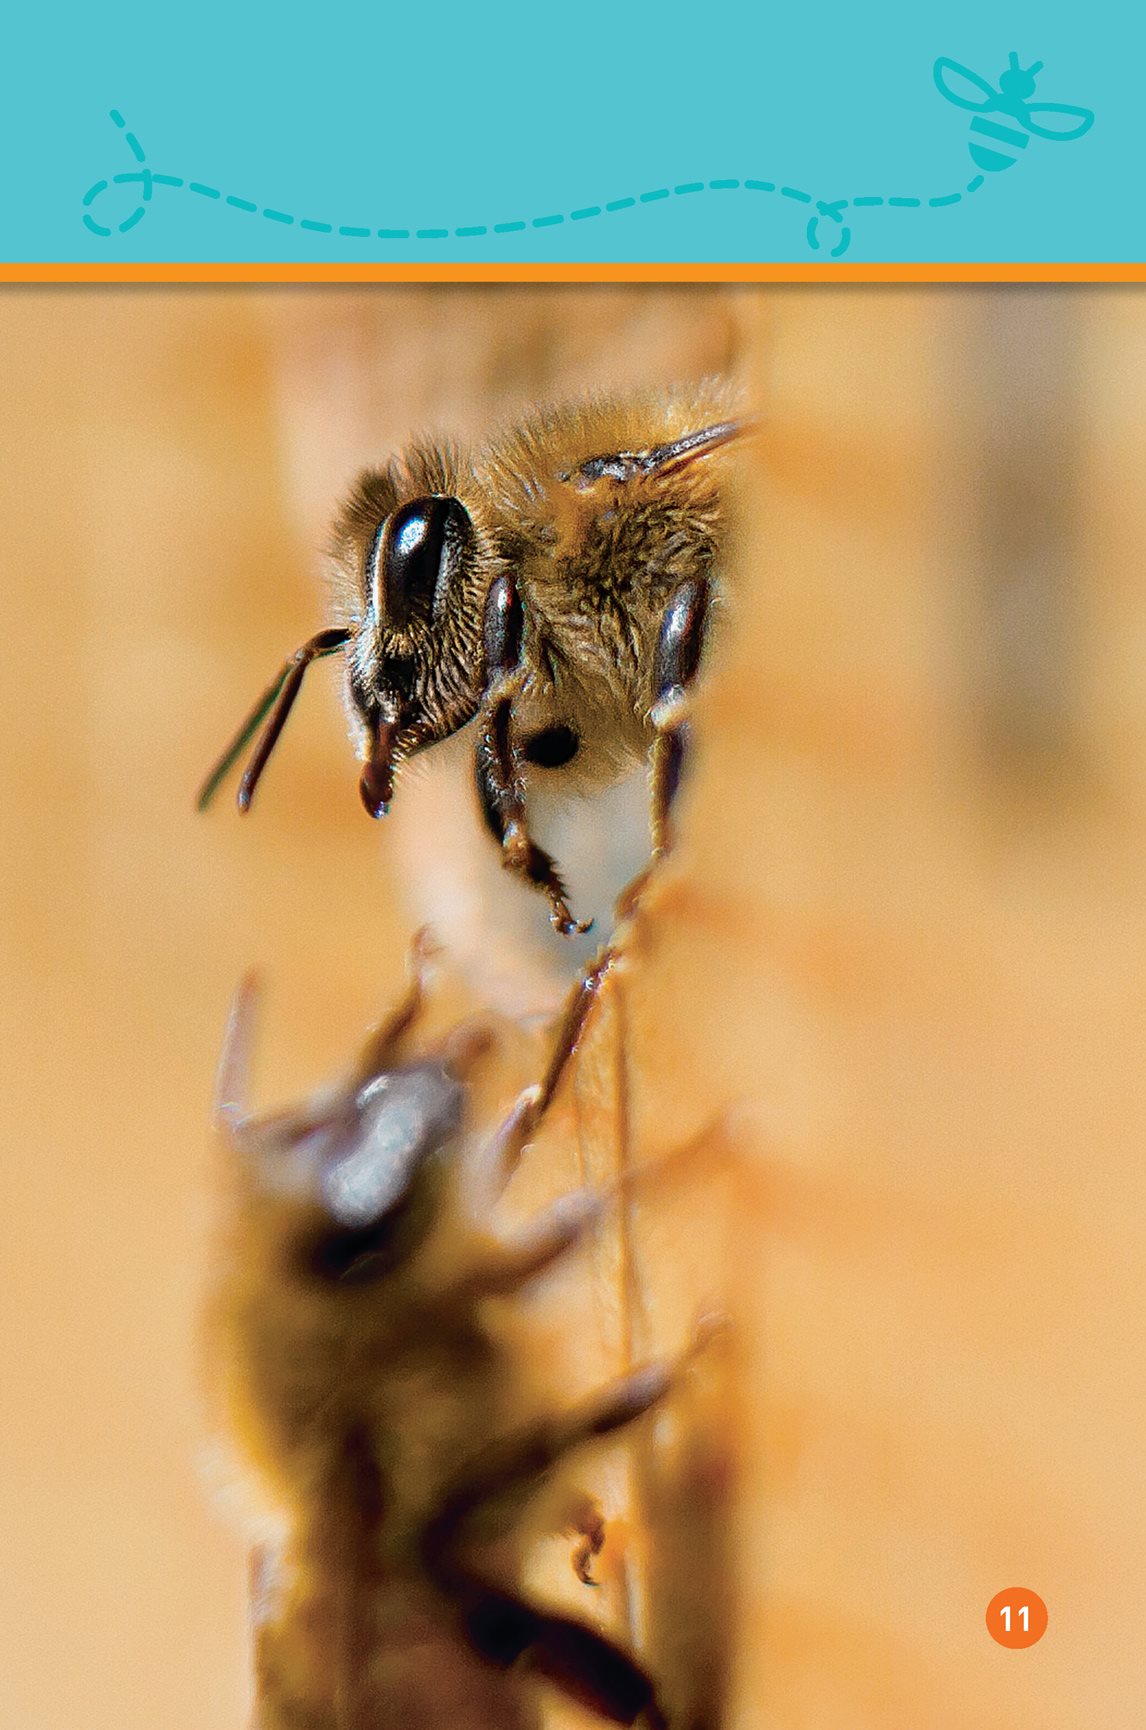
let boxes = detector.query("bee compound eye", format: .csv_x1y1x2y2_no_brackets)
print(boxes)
371,495,472,628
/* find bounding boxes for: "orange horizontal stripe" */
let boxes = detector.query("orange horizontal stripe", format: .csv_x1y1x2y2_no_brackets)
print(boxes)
0,262,1143,285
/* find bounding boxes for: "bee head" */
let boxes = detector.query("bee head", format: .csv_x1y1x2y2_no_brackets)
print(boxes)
999,52,1042,99
216,976,470,1290
233,1059,466,1288
292,1061,465,1285
197,439,497,823
334,447,498,820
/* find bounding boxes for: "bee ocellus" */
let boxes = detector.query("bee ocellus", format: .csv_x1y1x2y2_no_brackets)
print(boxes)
207,939,707,1729
198,387,745,934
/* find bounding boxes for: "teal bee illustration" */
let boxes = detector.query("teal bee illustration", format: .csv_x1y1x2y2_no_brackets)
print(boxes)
933,52,1093,174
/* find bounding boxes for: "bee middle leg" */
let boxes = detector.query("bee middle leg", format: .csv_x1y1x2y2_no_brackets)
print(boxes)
649,577,712,854
477,572,590,938
618,577,712,923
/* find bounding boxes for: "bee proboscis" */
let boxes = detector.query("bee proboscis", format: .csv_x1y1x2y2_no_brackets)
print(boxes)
199,387,745,935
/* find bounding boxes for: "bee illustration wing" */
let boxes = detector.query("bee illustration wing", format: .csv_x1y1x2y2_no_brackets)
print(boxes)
1021,102,1095,141
933,57,1000,111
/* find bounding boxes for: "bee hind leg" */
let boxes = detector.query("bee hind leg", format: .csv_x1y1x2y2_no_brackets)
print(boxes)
422,1357,694,1726
459,1587,667,1728
617,577,712,924
476,572,591,938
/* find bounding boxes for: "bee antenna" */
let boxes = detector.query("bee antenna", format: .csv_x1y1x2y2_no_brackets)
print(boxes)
197,627,351,814
1009,50,1043,78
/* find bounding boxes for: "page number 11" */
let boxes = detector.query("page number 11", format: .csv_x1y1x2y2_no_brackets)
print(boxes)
986,1588,1048,1648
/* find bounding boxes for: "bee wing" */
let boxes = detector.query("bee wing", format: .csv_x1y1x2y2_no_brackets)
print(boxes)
933,57,1000,111
214,972,262,1140
1021,102,1095,140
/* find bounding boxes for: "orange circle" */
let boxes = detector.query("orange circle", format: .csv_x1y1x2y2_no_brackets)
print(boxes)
986,1588,1048,1648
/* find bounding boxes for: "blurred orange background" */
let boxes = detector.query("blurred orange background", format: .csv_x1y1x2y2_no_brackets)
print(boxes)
2,285,1146,1729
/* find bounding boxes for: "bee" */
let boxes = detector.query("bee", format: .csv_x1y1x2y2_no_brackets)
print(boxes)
207,937,711,1729
198,387,745,936
933,52,1093,173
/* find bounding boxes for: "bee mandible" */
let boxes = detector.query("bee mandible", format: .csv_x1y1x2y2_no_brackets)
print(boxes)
199,388,745,935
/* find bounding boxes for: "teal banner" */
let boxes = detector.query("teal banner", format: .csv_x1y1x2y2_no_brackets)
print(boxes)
2,0,1132,264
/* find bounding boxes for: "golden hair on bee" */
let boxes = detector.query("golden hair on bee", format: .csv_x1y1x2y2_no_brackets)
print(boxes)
199,383,747,937
206,936,713,1730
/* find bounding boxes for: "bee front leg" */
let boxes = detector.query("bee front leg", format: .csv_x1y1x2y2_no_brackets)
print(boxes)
477,573,591,938
618,577,712,923
466,946,617,1211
